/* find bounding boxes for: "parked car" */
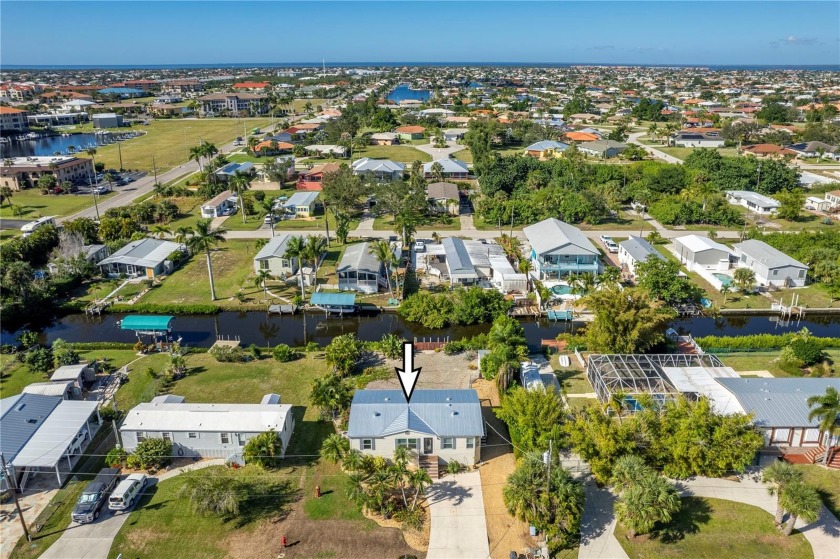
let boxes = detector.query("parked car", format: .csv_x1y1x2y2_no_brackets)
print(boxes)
264,214,278,224
599,235,619,253
72,468,121,523
413,240,425,253
108,473,146,511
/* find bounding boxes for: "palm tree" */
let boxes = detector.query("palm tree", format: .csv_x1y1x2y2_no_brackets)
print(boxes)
604,390,627,424
762,461,804,525
408,469,432,511
341,449,364,473
806,386,840,465
611,455,651,494
0,186,13,207
431,231,441,244
85,148,97,176
369,239,395,300
720,283,732,305
254,269,273,300
733,267,756,293
779,481,822,536
174,226,193,246
150,224,171,239
188,145,205,173
647,123,659,143
615,475,681,538
254,238,268,251
283,235,307,300
229,171,251,223
430,161,444,183
186,219,227,300
598,266,621,287
247,136,259,154
345,471,368,503
305,235,327,289
320,433,350,464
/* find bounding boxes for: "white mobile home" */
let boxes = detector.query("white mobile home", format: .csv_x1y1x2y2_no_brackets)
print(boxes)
98,238,182,278
200,190,237,218
337,242,391,294
725,190,780,215
618,235,665,279
253,234,300,277
120,394,295,461
733,240,808,288
672,235,733,272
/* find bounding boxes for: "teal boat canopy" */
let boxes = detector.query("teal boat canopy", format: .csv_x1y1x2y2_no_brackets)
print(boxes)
310,293,356,307
119,315,174,331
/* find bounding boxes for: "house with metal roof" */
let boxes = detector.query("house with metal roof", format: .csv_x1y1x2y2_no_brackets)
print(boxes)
618,235,665,279
214,161,255,181
672,234,734,272
426,182,461,215
523,218,601,279
51,363,96,396
337,241,389,294
201,189,237,218
725,190,780,215
282,191,320,217
347,389,484,468
423,158,469,179
98,238,183,278
120,394,294,462
351,157,405,181
715,378,840,448
22,381,74,399
524,140,569,160
578,139,628,158
253,233,299,277
672,131,725,148
732,239,808,287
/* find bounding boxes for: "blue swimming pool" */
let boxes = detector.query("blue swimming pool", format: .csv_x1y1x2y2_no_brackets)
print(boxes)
712,273,734,287
550,285,573,296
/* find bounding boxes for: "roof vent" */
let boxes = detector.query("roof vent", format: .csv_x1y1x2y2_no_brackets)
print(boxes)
374,412,380,417
15,403,26,412
446,397,452,401
26,418,38,424
384,397,390,401
451,411,459,416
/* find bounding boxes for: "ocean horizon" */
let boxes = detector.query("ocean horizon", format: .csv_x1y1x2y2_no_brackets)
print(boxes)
4,62,839,71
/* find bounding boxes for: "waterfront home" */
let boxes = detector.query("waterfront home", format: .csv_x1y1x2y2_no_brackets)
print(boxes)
578,139,628,158
618,235,665,279
200,190,237,218
253,234,299,277
423,158,469,180
351,157,405,181
725,190,780,215
297,162,341,191
347,389,485,473
98,238,182,278
51,364,96,395
426,181,460,215
337,241,391,294
732,239,808,288
524,140,569,160
523,218,601,279
672,234,733,272
214,162,255,182
281,191,319,217
120,394,295,462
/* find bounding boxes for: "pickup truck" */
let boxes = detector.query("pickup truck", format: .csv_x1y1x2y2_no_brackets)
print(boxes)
71,468,120,523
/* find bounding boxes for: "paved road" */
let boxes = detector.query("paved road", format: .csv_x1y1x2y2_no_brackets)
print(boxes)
627,131,683,164
425,471,490,559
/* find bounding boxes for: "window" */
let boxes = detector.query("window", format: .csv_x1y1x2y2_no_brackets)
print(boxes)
466,437,475,449
772,269,778,276
361,439,373,450
237,434,246,447
441,438,455,450
799,270,805,278
220,433,230,444
396,438,419,451
187,432,198,439
162,432,172,442
136,432,146,442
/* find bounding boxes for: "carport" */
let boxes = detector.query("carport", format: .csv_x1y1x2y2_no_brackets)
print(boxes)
11,401,101,490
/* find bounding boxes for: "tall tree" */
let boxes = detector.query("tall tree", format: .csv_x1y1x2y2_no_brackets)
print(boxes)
779,481,822,536
283,235,307,300
762,461,804,525
615,474,681,538
806,386,840,465
229,171,252,223
368,239,395,300
186,219,227,300
583,286,675,353
254,269,273,300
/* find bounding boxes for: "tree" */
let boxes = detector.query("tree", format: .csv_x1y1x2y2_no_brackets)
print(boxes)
583,286,675,353
320,433,350,463
503,453,584,553
243,429,283,468
185,219,226,300
779,481,822,536
25,347,54,375
179,471,247,517
150,224,171,239
0,186,13,207
254,269,273,300
720,283,732,305
52,338,79,367
324,333,362,376
610,455,651,494
304,235,327,289
132,437,172,470
310,373,352,419
762,461,804,525
229,171,252,223
189,145,205,173
283,235,307,300
495,386,565,454
369,239,395,300
62,217,98,244
635,257,700,304
733,267,756,292
775,189,805,221
615,474,681,538
806,386,840,465
38,173,57,192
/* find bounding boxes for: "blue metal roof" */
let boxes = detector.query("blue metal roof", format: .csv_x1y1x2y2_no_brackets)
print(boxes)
347,389,484,438
0,394,62,463
310,292,356,307
716,378,840,428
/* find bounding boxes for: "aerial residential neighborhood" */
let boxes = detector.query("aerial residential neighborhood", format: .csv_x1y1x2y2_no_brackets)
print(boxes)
1,2,839,559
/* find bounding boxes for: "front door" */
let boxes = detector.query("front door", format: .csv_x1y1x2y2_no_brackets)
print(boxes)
423,438,433,455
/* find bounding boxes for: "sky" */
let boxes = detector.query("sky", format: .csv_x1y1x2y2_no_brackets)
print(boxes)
2,1,839,67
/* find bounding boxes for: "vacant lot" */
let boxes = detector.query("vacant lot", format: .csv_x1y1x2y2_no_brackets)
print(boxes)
617,497,811,559
717,349,840,378
365,350,478,390
0,189,117,219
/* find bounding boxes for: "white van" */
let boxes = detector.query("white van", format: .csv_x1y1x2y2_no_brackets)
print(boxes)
108,473,146,511
21,216,57,237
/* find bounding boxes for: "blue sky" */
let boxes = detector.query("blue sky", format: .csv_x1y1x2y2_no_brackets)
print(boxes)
2,1,839,66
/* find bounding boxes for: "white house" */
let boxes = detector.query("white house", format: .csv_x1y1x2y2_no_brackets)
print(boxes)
120,394,295,461
672,131,725,148
50,364,96,396
201,190,237,218
672,235,733,272
253,234,300,277
825,189,840,208
732,240,809,288
488,254,528,293
618,235,665,279
98,238,182,278
347,389,485,470
337,242,392,294
725,190,780,215
281,191,319,217
421,237,505,286
423,158,469,180
351,157,405,181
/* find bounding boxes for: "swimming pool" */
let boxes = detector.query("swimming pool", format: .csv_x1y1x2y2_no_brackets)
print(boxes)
550,285,573,296
712,273,734,287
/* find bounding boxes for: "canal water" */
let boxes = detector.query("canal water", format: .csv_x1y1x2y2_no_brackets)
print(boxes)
3,312,837,349
387,84,431,103
1,132,139,158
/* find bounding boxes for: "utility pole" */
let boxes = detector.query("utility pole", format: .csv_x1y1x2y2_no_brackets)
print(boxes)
90,171,100,221
756,161,762,191
117,139,123,172
152,156,158,184
1,453,30,542
546,440,552,495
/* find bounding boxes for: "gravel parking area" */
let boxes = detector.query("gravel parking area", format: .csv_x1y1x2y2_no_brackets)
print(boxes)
366,350,480,390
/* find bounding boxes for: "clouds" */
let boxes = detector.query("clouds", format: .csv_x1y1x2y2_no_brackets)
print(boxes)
588,45,616,51
770,35,821,47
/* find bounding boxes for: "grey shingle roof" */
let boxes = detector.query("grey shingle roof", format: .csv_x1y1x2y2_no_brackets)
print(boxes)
716,378,840,427
733,240,807,270
426,182,459,201
347,389,484,438
619,235,664,264
0,394,62,463
523,218,599,257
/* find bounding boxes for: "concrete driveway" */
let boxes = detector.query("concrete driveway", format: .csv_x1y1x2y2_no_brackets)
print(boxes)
426,471,490,559
627,132,683,164
414,139,468,162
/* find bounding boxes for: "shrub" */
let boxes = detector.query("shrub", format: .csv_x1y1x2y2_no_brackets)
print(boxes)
353,366,392,389
209,345,249,363
695,333,840,351
66,342,136,351
25,347,53,375
272,344,299,362
395,507,425,531
109,303,220,315
325,334,363,376
444,341,464,355
305,341,321,353
133,437,172,470
376,333,404,360
105,447,127,468
446,460,463,474
243,430,283,468
789,337,827,366
133,341,146,353
248,344,262,359
99,406,119,423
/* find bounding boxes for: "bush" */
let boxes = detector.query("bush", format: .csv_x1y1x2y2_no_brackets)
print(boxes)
99,406,119,423
325,334,363,376
443,341,465,355
353,366,392,389
209,345,249,363
105,447,127,468
272,344,299,362
65,342,136,351
247,344,262,359
446,460,463,474
25,347,53,375
305,341,321,353
395,507,425,531
133,437,172,470
243,430,283,468
789,337,827,366
695,333,840,351
376,333,404,360
109,303,220,315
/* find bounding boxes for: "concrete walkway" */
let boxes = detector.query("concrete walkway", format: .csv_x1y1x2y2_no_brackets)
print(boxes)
414,139,467,161
39,460,224,559
578,478,629,559
627,132,683,164
425,471,490,559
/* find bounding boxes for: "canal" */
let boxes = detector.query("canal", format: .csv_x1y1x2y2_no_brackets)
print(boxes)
387,84,431,103
4,311,838,349
1,131,141,158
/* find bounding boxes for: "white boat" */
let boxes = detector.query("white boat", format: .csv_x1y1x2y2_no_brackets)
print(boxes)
558,355,571,368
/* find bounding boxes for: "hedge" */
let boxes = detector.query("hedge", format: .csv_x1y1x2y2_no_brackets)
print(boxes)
109,303,220,315
67,342,137,351
696,333,840,351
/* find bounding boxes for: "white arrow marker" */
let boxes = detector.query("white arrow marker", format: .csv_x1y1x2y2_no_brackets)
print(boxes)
396,342,422,403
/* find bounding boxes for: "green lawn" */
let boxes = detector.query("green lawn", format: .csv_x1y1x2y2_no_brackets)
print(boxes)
114,353,174,411
717,349,840,377
352,144,432,163
373,213,461,231
617,497,812,559
795,465,840,521
553,357,593,395
88,118,273,172
656,146,740,161
219,215,266,231
0,190,116,219
270,211,360,232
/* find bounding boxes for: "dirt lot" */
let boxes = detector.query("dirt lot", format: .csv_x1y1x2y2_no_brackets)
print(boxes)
473,378,538,559
366,350,480,390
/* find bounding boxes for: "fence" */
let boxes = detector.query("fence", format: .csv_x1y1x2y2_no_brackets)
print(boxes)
413,337,449,351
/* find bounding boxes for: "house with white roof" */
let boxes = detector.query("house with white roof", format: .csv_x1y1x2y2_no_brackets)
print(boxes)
253,233,299,277
421,237,505,286
200,189,237,218
732,239,808,287
120,394,294,461
351,157,405,181
618,235,665,279
423,158,469,180
98,238,183,278
524,140,569,160
488,254,528,293
725,190,780,215
281,191,319,217
337,241,392,293
672,234,733,272
347,389,485,472
523,218,601,279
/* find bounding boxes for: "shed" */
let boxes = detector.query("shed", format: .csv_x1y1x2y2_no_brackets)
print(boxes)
22,381,74,399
